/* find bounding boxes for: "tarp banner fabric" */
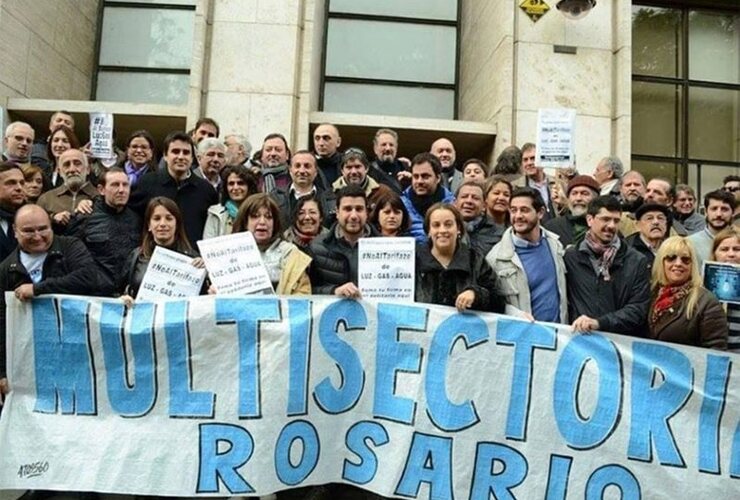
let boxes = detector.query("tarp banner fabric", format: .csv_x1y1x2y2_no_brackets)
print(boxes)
0,294,738,498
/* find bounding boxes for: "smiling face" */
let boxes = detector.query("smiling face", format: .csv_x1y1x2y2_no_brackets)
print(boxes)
248,206,275,246
198,146,226,181
165,139,193,180
428,208,459,254
663,252,692,286
148,205,177,246
290,152,317,190
673,189,695,215
586,208,621,245
373,133,397,162
127,136,153,167
262,137,288,168
226,173,249,202
4,123,34,161
337,196,367,238
705,199,733,232
430,138,455,169
510,195,542,238
14,206,53,254
455,184,485,221
50,129,72,159
486,182,511,216
522,147,537,177
568,186,597,217
296,200,321,236
341,158,367,186
714,236,740,264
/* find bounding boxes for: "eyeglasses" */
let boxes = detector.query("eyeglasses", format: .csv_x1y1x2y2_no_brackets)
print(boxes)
723,186,740,193
664,254,691,265
18,226,51,236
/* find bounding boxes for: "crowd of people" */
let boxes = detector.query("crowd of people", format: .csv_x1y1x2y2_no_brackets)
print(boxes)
0,111,739,498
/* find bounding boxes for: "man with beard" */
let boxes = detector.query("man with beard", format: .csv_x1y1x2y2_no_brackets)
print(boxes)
431,137,462,193
626,203,670,274
672,184,705,234
313,123,342,189
455,180,503,256
332,148,392,212
37,149,98,228
194,138,227,192
617,170,647,236
688,189,736,267
565,196,650,336
401,152,455,242
369,128,410,194
486,187,567,323
259,133,292,192
0,163,26,261
544,175,600,248
521,143,555,222
644,177,688,235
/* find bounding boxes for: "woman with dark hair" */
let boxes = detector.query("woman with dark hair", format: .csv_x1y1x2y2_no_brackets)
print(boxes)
232,193,311,295
484,175,512,228
121,130,156,188
283,195,329,250
20,163,46,202
203,165,259,239
462,159,489,183
648,236,728,349
45,125,81,188
711,226,740,353
369,190,410,237
120,197,203,300
415,203,504,313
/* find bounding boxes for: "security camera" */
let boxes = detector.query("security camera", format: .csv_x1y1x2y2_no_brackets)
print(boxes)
556,0,596,20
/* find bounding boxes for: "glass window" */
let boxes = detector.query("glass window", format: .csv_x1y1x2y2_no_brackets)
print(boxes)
689,11,739,84
324,83,455,119
632,160,683,187
99,7,194,69
632,6,682,78
96,72,189,105
688,87,740,161
325,19,456,85
632,82,682,158
329,0,457,21
688,163,740,202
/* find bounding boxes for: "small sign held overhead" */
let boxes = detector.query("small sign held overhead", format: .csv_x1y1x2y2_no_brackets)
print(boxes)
520,0,551,22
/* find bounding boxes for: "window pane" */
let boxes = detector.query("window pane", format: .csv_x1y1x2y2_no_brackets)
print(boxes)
688,163,740,202
99,7,194,68
632,82,682,157
96,72,189,105
632,6,682,78
632,160,683,187
107,0,195,5
330,0,457,20
688,87,740,162
325,19,456,84
689,11,739,84
323,83,454,119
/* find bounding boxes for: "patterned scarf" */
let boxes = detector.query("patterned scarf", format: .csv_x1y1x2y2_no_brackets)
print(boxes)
262,164,288,193
649,282,692,329
584,231,619,281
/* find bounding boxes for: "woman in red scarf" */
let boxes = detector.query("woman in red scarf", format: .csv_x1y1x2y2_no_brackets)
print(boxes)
649,236,728,349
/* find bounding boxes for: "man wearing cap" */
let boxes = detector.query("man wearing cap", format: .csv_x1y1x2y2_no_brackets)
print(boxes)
544,174,601,248
626,203,670,274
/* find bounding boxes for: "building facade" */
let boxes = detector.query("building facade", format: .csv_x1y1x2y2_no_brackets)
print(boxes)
0,0,737,196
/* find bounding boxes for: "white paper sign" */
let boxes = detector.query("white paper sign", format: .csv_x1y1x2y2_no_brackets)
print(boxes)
358,237,415,301
136,246,206,300
536,108,576,168
197,232,273,295
88,112,114,159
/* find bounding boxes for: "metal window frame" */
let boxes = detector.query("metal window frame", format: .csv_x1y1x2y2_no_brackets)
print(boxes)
319,0,461,119
632,1,740,190
91,1,196,100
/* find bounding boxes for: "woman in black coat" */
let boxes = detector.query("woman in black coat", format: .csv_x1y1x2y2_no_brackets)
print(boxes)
415,203,505,313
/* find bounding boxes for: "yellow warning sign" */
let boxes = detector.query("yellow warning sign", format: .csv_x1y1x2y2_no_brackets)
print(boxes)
520,0,551,22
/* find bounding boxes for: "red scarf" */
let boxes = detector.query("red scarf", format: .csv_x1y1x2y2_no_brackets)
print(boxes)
650,282,692,328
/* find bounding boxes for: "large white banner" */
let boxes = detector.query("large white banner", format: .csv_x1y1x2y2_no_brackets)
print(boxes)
0,294,738,498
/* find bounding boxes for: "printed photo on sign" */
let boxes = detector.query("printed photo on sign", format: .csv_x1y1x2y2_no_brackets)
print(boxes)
703,261,740,304
197,232,274,295
358,237,415,301
137,246,206,300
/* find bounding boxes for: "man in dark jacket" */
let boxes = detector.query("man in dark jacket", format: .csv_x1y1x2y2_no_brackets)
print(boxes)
544,174,600,249
0,204,100,403
309,184,375,297
129,131,218,246
625,202,670,275
565,196,650,336
455,180,503,256
369,128,410,194
0,162,26,262
401,152,455,243
313,123,343,189
67,168,141,295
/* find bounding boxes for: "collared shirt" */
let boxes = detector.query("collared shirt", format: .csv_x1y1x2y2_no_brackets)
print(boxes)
290,183,316,200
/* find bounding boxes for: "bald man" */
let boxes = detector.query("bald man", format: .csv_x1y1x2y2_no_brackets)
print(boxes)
313,123,342,189
431,137,462,193
0,205,101,403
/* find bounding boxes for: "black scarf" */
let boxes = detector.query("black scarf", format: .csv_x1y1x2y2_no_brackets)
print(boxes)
410,185,446,218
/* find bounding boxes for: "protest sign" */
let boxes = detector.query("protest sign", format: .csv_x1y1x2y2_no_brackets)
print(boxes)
358,237,415,301
704,261,740,304
0,294,738,498
536,108,576,168
136,246,206,300
197,232,273,295
88,112,114,159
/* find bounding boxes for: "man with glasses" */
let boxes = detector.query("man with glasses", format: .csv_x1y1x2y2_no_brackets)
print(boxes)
626,203,670,274
723,175,740,219
2,122,35,166
0,204,100,409
565,196,650,336
672,184,705,234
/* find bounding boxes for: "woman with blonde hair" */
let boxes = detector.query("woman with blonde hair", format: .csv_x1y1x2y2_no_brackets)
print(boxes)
648,236,728,349
711,226,740,352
